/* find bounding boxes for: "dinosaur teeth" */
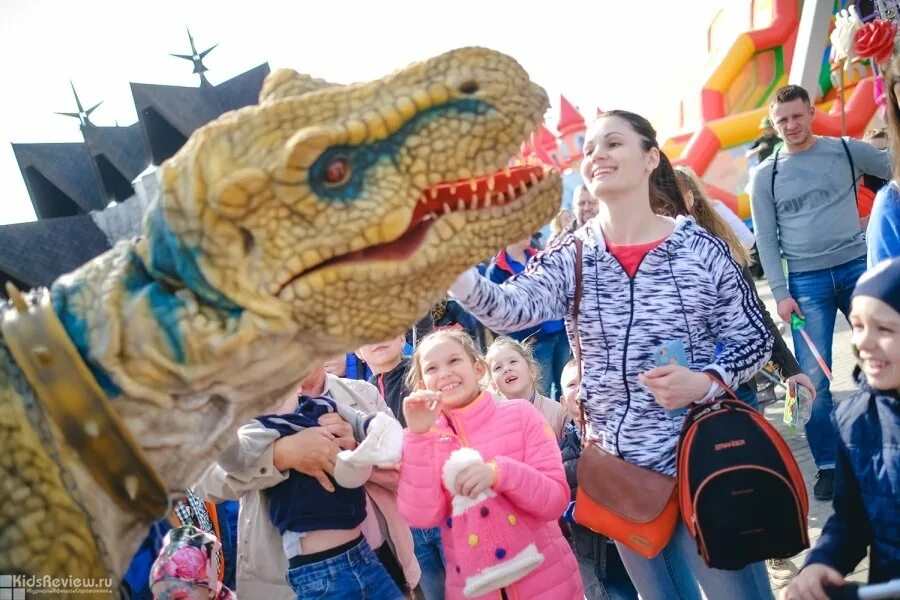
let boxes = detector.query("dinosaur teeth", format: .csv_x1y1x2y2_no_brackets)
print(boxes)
457,198,466,212
442,202,452,215
504,166,512,179
529,172,540,186
487,175,495,191
485,193,493,208
518,181,528,195
506,184,515,198
428,188,439,201
449,182,457,195
469,179,477,193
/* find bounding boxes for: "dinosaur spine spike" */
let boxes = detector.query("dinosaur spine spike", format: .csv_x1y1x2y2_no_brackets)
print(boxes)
83,420,100,438
6,282,28,312
124,475,139,501
32,346,52,365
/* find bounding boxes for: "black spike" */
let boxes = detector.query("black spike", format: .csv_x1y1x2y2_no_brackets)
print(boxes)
54,80,102,128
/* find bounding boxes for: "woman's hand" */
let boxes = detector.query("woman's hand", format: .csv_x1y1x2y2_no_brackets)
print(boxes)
783,564,844,600
787,373,817,401
402,390,442,434
455,462,496,497
640,365,711,410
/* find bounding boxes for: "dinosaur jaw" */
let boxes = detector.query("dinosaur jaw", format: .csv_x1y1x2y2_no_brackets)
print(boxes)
276,163,556,296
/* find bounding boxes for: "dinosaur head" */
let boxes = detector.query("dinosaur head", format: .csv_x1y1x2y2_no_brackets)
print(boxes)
149,47,560,350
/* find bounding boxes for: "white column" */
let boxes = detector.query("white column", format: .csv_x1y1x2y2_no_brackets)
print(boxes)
789,0,835,99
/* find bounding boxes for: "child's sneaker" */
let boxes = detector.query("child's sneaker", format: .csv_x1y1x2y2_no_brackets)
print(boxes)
766,557,799,581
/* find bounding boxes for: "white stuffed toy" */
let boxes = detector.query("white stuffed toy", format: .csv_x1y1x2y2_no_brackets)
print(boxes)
333,412,403,488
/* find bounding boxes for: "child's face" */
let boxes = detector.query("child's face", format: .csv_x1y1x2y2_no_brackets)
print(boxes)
560,364,582,423
420,338,484,408
358,336,405,371
851,296,900,390
489,347,534,400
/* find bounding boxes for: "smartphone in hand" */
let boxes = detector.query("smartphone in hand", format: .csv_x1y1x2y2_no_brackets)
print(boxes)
655,340,687,368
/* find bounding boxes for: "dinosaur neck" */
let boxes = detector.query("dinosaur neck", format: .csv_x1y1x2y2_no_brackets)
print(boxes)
48,213,319,495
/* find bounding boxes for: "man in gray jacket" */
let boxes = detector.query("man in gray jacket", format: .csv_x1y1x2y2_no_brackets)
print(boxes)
748,84,891,501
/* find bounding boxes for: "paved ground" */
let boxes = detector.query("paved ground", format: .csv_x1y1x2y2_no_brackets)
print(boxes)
753,279,868,595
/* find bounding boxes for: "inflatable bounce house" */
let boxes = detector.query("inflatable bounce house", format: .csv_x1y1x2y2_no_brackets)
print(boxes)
662,0,889,220
528,0,895,223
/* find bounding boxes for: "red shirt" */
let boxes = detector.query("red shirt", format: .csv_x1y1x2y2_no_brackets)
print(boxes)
605,238,666,277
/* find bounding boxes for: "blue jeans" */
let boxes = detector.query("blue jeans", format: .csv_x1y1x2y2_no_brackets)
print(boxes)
787,256,866,469
286,537,403,599
412,527,446,600
735,382,760,412
533,330,572,400
615,521,773,600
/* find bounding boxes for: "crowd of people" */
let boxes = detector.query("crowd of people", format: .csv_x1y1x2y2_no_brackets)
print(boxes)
128,72,900,600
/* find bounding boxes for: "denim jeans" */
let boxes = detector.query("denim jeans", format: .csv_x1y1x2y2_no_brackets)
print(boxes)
286,537,404,599
787,256,866,469
735,382,760,412
532,330,572,400
412,527,446,600
615,521,773,600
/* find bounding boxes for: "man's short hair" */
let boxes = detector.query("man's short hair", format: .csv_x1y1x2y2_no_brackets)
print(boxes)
770,84,811,108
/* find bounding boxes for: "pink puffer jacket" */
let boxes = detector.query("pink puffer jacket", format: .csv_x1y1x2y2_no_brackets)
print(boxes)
398,391,582,600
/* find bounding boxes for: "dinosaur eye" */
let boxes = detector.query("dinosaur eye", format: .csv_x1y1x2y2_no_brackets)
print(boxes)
323,157,350,186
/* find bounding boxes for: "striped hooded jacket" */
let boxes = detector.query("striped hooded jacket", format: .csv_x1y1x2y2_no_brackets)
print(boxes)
451,216,773,475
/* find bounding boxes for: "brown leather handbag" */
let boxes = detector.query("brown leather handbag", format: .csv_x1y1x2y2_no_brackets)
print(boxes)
569,237,679,559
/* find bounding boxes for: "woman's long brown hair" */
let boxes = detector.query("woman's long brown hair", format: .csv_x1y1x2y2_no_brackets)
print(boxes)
884,54,900,182
673,166,751,266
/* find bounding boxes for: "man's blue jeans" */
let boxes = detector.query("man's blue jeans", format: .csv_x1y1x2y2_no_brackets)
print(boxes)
787,256,866,469
532,330,572,400
286,537,403,599
412,526,446,599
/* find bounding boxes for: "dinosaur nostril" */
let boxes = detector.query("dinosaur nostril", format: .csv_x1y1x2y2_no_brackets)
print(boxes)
239,227,255,255
458,80,479,95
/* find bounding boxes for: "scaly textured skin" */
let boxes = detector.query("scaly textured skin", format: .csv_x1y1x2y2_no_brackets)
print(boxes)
0,46,561,587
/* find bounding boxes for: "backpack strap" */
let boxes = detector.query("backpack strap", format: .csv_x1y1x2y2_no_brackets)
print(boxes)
840,137,858,199
572,238,586,443
770,147,780,199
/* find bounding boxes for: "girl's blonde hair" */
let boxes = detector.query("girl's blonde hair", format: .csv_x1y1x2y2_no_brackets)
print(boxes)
485,336,542,392
673,166,751,267
404,329,487,392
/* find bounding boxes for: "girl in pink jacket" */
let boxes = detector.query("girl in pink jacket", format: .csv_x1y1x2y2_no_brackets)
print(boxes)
397,329,582,599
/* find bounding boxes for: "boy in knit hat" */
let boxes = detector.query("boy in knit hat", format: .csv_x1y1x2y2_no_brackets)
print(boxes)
786,258,900,599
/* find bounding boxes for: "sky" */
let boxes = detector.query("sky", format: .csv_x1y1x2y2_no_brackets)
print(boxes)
0,0,722,225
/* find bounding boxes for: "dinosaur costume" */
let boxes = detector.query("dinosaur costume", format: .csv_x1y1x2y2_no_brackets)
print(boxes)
0,47,560,597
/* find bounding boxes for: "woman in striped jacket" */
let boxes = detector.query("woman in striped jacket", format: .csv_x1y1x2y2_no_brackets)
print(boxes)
450,110,775,599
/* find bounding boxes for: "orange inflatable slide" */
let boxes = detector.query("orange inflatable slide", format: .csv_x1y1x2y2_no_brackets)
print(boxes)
662,0,881,219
